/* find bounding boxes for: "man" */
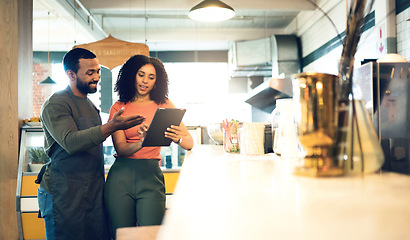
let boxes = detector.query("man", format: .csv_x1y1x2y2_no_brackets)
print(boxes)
37,48,145,240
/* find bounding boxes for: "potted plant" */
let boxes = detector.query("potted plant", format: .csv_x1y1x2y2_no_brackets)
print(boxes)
28,147,50,172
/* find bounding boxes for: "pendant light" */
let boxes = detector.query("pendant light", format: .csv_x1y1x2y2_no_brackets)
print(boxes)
188,0,235,22
39,11,56,85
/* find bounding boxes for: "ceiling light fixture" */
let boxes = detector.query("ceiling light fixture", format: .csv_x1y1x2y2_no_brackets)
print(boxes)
188,0,235,22
40,76,57,84
39,11,56,85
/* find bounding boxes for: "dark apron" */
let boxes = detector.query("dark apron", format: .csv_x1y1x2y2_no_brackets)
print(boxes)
49,90,110,240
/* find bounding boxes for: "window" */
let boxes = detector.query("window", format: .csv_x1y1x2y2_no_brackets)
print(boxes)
164,62,251,125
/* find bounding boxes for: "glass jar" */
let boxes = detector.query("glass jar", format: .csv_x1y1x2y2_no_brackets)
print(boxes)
239,122,265,155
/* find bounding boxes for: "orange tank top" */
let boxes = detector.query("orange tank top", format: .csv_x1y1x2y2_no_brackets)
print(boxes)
109,100,175,159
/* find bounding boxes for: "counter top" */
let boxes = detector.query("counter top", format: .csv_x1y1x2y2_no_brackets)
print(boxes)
117,226,160,240
157,144,410,240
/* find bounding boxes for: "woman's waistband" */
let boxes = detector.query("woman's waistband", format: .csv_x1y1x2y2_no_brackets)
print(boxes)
114,156,160,165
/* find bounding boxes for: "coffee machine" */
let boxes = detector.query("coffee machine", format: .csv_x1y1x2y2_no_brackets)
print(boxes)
354,61,410,174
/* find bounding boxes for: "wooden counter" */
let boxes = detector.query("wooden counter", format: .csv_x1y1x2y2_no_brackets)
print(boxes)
117,226,160,240
154,144,410,240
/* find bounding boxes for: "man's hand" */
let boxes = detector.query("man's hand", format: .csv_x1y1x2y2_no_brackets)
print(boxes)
111,107,145,130
100,107,145,138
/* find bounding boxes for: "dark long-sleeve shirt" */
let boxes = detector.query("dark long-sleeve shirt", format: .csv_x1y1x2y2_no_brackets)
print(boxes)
41,87,104,155
39,86,105,192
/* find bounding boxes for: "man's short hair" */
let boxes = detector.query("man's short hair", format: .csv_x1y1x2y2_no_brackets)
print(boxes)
63,48,96,73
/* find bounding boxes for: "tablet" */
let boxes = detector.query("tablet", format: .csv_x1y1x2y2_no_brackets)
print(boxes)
141,108,186,147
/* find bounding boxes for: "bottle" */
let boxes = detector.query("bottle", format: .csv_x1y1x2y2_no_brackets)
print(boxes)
273,98,294,156
165,155,172,169
271,105,280,153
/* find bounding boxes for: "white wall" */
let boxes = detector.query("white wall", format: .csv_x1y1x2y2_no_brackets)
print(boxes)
285,0,409,73
397,7,410,60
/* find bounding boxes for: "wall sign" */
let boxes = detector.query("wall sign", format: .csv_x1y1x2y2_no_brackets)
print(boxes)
73,35,149,70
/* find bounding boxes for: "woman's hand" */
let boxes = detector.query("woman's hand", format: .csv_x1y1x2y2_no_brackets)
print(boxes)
137,124,149,142
165,125,184,143
112,123,148,157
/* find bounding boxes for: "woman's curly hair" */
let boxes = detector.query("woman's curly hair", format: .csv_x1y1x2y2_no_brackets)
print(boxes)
114,55,169,104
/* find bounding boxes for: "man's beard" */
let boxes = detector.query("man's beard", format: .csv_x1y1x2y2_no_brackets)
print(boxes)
76,77,98,95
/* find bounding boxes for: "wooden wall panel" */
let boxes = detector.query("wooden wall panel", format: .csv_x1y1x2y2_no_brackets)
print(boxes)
0,0,32,239
0,0,19,237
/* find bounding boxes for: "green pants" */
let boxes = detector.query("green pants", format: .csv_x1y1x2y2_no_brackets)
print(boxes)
104,157,165,239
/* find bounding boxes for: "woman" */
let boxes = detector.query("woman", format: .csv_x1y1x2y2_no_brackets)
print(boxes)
104,55,194,238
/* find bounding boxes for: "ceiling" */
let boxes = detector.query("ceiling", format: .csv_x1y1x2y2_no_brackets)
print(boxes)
33,0,316,52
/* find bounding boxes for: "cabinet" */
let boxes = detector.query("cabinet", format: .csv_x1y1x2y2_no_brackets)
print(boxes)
16,125,180,240
16,125,46,240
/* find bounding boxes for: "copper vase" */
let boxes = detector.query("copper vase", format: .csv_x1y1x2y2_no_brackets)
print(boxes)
292,72,344,177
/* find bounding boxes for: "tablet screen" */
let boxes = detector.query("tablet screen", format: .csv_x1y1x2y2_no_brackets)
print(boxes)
141,108,186,147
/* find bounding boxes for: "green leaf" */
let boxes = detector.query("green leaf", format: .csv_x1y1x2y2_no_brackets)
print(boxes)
28,147,50,164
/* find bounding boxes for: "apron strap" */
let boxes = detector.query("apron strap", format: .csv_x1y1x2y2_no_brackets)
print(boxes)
35,161,51,184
